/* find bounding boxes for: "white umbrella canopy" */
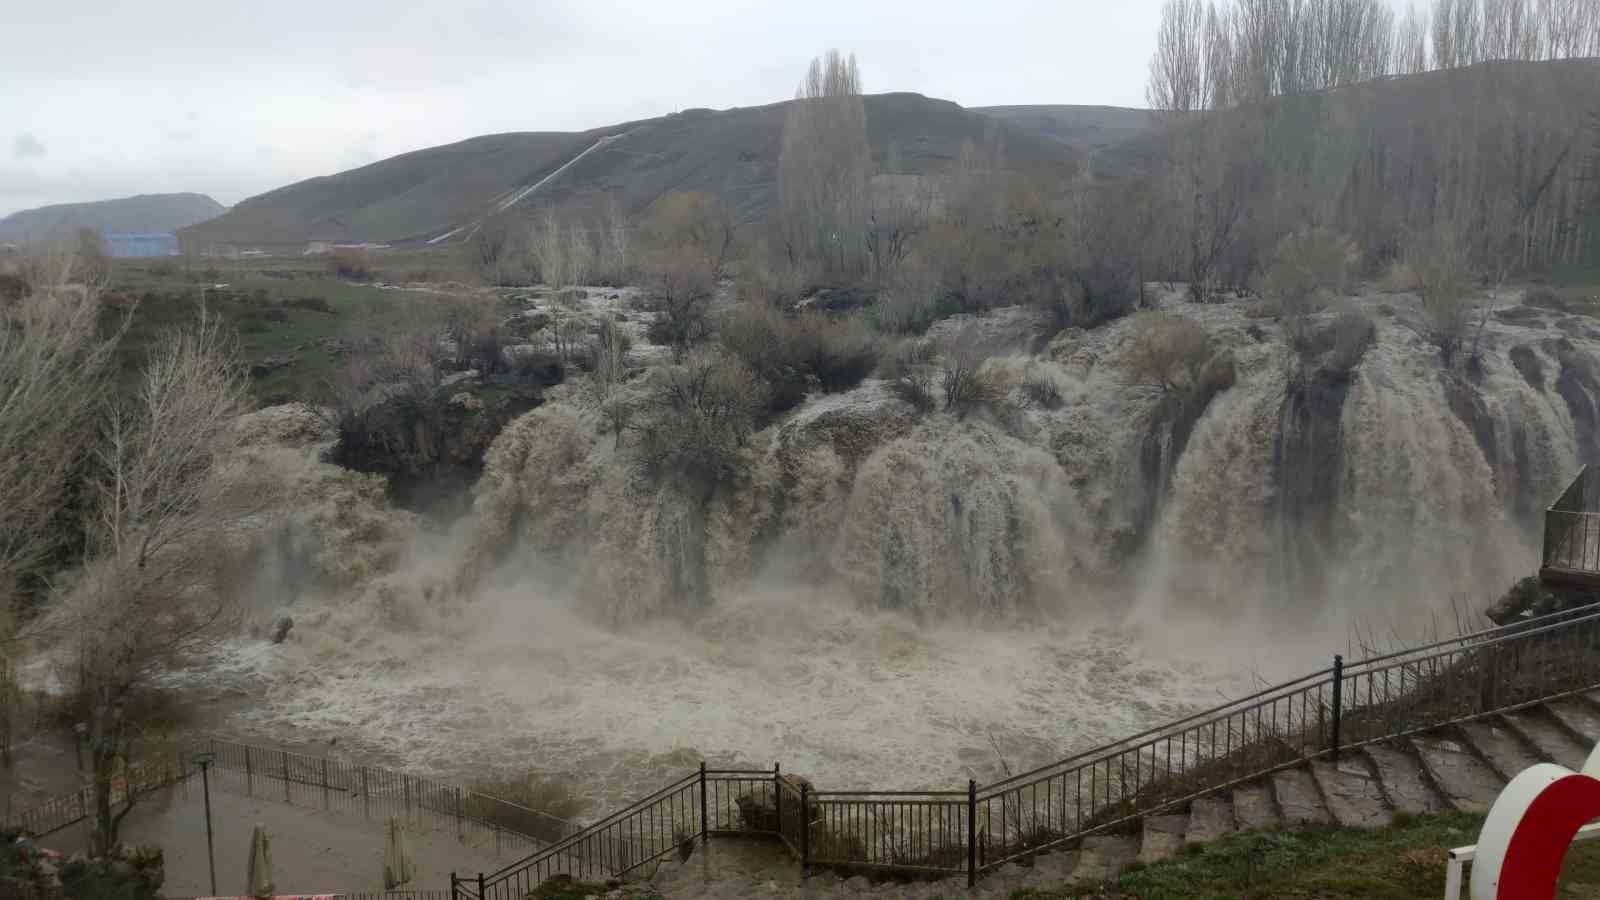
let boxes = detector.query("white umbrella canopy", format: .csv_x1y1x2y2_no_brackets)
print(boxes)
246,823,275,897
383,817,416,888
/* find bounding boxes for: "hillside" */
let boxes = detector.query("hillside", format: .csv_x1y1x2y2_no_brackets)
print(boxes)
0,193,225,244
973,104,1162,177
180,93,1081,249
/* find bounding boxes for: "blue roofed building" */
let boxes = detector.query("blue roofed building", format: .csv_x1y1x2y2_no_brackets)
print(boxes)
105,232,180,257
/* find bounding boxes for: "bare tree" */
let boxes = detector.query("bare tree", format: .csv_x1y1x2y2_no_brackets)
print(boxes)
1148,0,1214,113
778,49,872,277
529,211,594,290
0,256,121,599
53,309,259,855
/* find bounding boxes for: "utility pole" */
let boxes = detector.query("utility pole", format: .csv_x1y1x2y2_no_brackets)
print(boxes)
192,751,217,894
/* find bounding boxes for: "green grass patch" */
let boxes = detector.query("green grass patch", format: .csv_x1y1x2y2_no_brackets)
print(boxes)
104,255,475,403
1011,811,1600,899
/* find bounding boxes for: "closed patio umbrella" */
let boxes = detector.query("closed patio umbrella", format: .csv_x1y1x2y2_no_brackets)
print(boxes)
383,817,416,888
246,823,274,897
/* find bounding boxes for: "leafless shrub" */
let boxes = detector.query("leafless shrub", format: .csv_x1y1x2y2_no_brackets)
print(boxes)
734,248,812,310
872,254,945,334
1021,368,1065,409
1408,223,1476,365
1263,228,1358,344
881,338,938,412
640,193,733,353
940,328,1004,418
1122,313,1216,394
1324,308,1378,375
327,247,374,281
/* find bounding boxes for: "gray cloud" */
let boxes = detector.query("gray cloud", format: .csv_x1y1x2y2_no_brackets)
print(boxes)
13,134,45,160
0,0,1167,217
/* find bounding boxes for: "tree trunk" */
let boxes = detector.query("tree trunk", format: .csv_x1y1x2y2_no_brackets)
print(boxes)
91,742,117,856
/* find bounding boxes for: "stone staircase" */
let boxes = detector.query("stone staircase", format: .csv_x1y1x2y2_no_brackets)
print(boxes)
1014,692,1600,890
639,693,1600,899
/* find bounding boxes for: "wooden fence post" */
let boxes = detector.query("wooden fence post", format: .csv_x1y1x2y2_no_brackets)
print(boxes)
321,758,330,810
282,751,291,802
404,774,412,818
245,745,253,797
361,766,370,820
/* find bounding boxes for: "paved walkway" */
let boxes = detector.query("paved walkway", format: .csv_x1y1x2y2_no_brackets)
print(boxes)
41,776,518,893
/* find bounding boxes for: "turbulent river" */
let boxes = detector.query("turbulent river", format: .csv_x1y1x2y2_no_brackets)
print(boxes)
197,285,1597,813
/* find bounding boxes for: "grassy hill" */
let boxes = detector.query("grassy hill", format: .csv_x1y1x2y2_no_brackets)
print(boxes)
180,93,1084,250
0,193,225,244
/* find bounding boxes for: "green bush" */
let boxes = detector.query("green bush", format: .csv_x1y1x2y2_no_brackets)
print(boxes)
633,352,768,488
286,295,335,314
718,304,879,417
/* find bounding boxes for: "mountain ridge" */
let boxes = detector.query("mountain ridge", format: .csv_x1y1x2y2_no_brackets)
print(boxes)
0,192,226,244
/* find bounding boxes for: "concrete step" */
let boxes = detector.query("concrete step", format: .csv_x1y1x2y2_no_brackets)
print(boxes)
1543,697,1600,750
1363,743,1449,815
1501,709,1590,771
1457,719,1543,781
1137,814,1187,865
1184,794,1235,846
1309,758,1393,829
1410,734,1504,812
1029,848,1080,880
1231,781,1281,830
1270,767,1333,825
1069,834,1138,887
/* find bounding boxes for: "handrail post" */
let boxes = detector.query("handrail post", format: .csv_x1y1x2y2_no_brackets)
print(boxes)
799,782,810,874
450,871,457,900
478,872,486,899
967,779,977,888
773,763,781,837
699,761,709,844
1330,654,1344,762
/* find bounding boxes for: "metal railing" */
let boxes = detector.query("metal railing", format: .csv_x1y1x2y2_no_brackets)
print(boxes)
1543,466,1600,575
456,765,778,900
450,602,1600,894
5,734,583,868
199,737,582,856
4,751,195,837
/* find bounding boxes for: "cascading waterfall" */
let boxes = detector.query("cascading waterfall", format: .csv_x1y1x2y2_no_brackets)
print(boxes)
204,290,1600,804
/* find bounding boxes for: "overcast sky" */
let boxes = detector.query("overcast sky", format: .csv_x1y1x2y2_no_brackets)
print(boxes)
2,0,1167,218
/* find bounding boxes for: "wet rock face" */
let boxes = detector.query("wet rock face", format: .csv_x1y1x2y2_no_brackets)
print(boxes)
328,387,544,517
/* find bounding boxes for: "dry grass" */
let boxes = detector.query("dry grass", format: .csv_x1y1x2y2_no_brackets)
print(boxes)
465,771,589,843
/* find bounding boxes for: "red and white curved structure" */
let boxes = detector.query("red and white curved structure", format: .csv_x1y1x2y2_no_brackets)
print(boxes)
1451,739,1600,899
